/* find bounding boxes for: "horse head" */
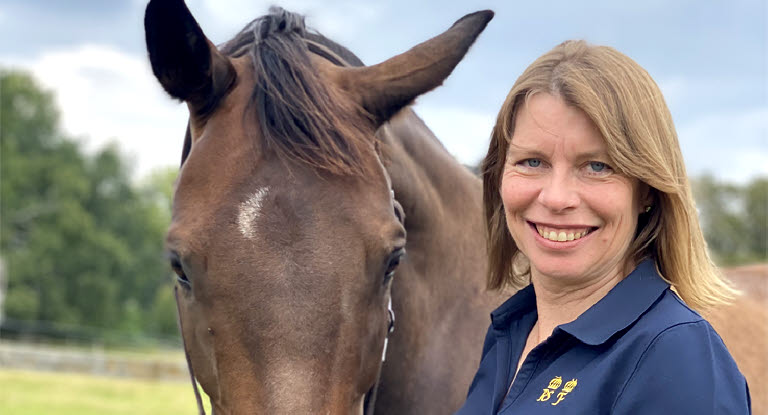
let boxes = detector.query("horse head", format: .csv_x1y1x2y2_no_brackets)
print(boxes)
145,1,492,413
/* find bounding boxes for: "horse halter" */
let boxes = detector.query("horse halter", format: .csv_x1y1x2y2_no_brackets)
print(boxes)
174,286,207,415
364,295,396,415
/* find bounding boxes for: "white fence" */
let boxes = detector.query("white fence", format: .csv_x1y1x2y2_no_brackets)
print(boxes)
0,341,188,381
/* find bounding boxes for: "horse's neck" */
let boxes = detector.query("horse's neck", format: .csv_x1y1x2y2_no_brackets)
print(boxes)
378,108,487,289
375,109,504,415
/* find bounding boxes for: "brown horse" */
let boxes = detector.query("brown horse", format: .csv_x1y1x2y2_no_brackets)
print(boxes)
705,264,768,415
145,1,503,413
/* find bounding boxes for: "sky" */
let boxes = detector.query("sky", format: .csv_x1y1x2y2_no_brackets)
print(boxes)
1,0,766,183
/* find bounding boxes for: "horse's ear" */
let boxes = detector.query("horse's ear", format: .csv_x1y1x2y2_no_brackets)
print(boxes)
144,0,235,116
333,10,493,126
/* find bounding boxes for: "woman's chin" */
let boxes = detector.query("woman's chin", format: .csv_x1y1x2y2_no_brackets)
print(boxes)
528,258,590,283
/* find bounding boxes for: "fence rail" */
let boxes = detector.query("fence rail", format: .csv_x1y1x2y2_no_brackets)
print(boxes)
0,317,181,349
0,340,189,381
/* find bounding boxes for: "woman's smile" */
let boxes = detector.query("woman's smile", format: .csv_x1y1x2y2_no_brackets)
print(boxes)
500,92,646,283
527,221,597,249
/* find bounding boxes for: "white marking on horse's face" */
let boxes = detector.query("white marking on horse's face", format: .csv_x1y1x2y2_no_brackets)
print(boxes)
238,187,269,239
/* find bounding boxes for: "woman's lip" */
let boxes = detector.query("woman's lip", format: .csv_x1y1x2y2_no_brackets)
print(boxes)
527,221,596,248
528,220,595,229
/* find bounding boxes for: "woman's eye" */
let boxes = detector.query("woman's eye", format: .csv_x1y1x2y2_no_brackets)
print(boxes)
586,161,613,175
589,161,607,172
525,159,542,168
514,158,542,169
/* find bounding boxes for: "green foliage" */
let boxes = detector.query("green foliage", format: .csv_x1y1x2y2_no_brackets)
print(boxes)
1,69,179,341
744,178,768,258
692,175,768,265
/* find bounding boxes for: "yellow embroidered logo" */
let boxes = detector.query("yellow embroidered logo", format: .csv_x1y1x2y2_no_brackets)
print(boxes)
536,376,577,406
536,388,553,402
536,377,561,402
548,376,562,389
552,379,577,406
562,379,578,393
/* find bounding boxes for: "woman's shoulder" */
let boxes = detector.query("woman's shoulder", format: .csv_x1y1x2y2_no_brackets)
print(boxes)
631,287,709,341
643,289,743,372
611,289,750,414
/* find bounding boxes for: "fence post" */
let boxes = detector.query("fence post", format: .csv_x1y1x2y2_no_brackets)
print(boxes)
0,256,6,327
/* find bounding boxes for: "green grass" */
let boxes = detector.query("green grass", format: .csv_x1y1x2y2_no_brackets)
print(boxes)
0,369,212,415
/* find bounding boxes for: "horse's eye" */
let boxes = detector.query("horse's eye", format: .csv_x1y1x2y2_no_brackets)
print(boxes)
384,247,405,285
169,255,190,288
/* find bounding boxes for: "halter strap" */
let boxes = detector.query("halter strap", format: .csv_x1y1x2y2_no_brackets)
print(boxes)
364,188,401,415
175,286,207,415
364,295,395,415
305,38,350,67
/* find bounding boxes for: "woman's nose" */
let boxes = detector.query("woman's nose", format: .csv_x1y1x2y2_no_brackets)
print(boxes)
537,170,580,212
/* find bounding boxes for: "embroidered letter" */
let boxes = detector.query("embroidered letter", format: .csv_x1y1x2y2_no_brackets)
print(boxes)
536,389,553,402
551,379,578,406
551,391,568,406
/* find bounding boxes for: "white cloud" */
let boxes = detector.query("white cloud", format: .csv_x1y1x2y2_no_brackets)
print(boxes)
413,104,496,167
677,107,768,183
2,45,188,179
658,76,756,115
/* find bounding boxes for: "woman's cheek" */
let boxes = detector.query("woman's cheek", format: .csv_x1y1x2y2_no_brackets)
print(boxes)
501,175,536,212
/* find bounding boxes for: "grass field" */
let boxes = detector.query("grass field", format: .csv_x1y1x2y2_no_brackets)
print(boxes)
0,369,212,415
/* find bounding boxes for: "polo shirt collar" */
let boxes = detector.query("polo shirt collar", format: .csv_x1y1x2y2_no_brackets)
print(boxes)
490,283,537,331
488,259,669,344
558,258,669,345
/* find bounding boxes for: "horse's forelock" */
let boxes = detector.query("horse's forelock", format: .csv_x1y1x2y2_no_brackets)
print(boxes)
221,8,305,57
216,8,375,177
255,7,307,42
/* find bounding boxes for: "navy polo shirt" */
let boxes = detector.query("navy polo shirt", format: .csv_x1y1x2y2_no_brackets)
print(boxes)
456,259,751,414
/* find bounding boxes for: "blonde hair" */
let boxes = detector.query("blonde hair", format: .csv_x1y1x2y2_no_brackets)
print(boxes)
483,40,738,310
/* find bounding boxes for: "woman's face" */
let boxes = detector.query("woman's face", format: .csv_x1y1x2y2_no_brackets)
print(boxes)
500,92,647,286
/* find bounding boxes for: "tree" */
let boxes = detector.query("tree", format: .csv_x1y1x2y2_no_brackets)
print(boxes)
1,69,178,342
692,175,768,265
744,178,768,260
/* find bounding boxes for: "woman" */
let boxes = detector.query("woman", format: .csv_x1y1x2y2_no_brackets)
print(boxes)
457,40,750,414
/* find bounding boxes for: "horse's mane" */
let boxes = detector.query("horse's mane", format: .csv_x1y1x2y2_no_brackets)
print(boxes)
219,7,374,176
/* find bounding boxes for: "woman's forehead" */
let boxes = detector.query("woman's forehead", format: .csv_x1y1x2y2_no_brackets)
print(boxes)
510,94,607,157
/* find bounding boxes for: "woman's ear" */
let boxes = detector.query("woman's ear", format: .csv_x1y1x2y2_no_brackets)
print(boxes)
637,182,655,213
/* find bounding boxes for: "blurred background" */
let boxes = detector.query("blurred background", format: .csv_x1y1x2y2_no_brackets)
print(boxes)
0,0,765,413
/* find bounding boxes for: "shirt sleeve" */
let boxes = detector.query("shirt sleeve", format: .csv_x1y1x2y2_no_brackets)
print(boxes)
611,320,751,415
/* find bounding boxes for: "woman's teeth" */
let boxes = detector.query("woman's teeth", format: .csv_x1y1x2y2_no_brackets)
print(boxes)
536,225,592,242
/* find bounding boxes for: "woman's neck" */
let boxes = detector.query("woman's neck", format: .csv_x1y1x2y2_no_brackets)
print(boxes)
530,266,627,344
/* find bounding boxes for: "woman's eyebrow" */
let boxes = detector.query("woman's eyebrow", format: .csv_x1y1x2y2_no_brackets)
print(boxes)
507,142,546,156
575,150,610,160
